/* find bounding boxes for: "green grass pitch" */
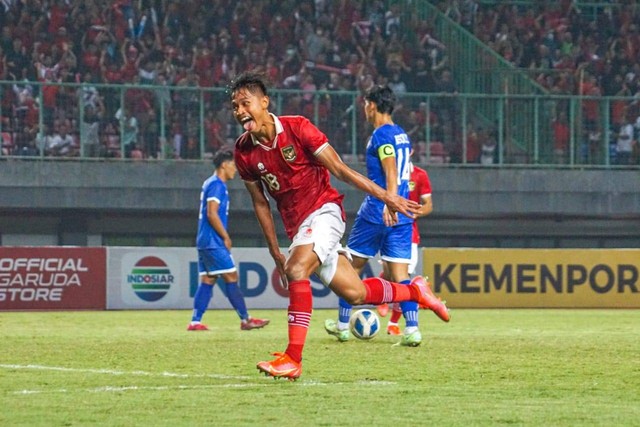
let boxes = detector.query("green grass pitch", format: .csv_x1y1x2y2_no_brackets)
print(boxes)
1,309,638,426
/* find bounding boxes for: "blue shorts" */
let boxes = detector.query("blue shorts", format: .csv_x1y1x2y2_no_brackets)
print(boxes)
198,248,237,277
346,215,412,263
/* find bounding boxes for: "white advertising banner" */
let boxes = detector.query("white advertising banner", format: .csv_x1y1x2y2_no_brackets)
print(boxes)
107,247,383,310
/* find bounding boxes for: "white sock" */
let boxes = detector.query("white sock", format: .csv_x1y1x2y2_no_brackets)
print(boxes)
404,326,418,335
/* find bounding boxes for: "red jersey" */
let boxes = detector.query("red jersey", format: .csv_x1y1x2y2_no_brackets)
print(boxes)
234,115,344,239
553,120,570,151
81,51,100,74
408,164,432,244
48,4,68,33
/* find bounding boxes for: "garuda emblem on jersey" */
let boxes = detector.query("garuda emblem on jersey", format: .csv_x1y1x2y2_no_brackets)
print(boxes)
281,145,297,162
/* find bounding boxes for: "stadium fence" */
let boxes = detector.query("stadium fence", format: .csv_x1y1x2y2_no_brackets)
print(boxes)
1,80,639,168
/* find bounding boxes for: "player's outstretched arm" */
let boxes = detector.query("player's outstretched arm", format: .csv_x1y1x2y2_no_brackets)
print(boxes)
316,145,419,219
243,180,289,288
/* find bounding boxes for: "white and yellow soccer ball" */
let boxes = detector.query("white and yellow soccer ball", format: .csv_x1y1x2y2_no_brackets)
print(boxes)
349,308,381,340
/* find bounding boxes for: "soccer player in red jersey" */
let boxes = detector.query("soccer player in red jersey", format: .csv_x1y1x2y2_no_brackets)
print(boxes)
230,71,436,380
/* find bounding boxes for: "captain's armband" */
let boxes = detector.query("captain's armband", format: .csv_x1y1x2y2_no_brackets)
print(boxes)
377,144,396,160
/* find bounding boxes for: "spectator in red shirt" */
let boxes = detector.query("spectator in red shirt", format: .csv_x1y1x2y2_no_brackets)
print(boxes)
191,40,213,79
119,41,141,82
465,122,481,163
53,26,71,51
0,45,6,80
80,41,101,75
47,0,69,34
579,70,601,130
552,110,570,164
204,109,226,155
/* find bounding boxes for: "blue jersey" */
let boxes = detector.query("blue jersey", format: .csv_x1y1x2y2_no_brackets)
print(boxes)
196,173,229,249
357,123,412,225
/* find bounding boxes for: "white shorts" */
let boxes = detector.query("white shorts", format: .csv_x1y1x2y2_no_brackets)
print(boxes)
289,202,348,286
408,242,418,275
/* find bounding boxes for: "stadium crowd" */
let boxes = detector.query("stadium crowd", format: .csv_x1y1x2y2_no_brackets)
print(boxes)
442,0,640,164
0,0,638,164
0,0,453,160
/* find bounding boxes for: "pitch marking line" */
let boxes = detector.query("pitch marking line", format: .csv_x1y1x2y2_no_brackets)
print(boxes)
14,384,273,395
1,364,397,393
0,363,254,381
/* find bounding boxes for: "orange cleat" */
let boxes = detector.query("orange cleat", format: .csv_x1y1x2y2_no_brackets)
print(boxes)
256,352,302,380
377,304,390,317
241,317,270,330
410,276,450,322
386,324,402,335
187,323,209,331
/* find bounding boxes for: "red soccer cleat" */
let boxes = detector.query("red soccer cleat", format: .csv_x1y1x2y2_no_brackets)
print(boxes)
377,304,390,317
410,276,450,322
386,324,402,335
241,317,270,330
256,352,302,380
187,323,209,331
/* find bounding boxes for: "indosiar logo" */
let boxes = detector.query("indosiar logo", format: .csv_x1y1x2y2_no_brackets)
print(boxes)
127,256,174,302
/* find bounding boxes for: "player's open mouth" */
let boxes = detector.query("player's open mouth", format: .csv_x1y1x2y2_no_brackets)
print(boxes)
240,116,255,131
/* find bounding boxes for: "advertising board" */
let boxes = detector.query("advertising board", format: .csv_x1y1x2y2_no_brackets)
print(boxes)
107,247,384,309
0,247,106,310
423,248,640,308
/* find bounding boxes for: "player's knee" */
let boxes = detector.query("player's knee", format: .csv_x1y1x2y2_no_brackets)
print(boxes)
283,261,308,282
340,287,366,306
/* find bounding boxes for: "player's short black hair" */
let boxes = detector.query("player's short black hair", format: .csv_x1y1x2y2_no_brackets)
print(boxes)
228,71,269,99
364,85,397,115
212,149,234,168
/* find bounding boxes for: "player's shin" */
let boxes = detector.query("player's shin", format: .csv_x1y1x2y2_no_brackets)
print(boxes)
338,297,352,329
389,303,403,323
362,276,413,304
224,281,249,320
401,301,419,328
399,279,419,329
191,283,213,322
285,280,312,363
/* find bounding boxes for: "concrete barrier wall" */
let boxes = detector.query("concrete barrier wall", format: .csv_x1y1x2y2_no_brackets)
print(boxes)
2,159,639,216
1,160,639,248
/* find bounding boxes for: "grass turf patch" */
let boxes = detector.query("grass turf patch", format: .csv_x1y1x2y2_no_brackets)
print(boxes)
1,309,638,426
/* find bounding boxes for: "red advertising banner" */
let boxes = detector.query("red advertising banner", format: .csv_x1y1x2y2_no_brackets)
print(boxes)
0,247,106,310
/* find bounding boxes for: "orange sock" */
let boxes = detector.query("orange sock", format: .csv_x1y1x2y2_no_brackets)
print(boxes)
285,279,312,363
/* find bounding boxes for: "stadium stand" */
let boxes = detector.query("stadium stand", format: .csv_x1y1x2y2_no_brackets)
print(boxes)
1,0,450,159
0,0,638,165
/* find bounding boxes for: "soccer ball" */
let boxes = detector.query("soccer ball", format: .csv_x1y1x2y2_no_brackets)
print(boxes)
349,309,381,340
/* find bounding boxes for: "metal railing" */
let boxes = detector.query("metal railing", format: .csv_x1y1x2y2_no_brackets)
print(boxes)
1,80,639,167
